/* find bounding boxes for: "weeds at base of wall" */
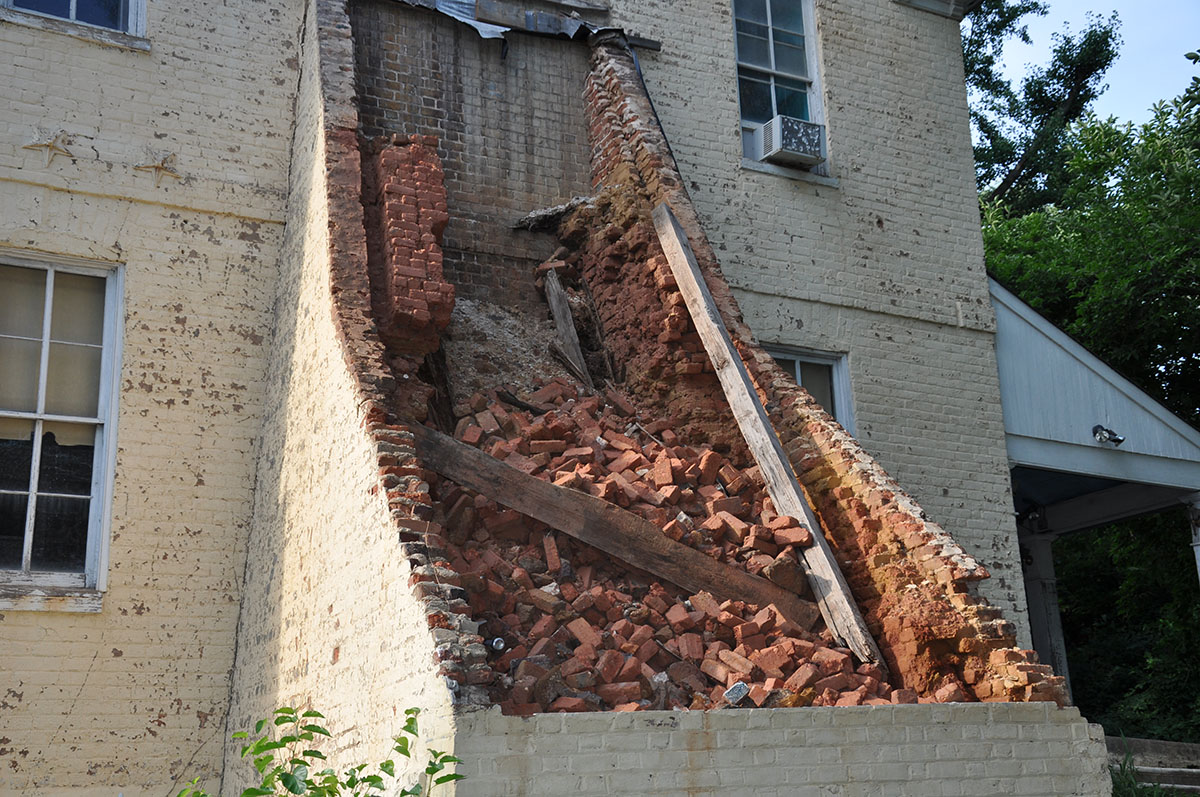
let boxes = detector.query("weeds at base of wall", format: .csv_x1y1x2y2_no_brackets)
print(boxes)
176,706,464,797
1110,751,1185,797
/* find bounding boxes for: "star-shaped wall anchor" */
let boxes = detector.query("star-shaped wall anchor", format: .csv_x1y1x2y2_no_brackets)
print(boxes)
23,132,73,167
134,153,181,187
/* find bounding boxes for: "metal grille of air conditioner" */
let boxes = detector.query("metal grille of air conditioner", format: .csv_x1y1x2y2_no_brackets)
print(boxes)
755,115,826,168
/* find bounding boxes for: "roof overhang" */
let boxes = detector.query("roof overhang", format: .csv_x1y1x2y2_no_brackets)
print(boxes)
991,278,1200,534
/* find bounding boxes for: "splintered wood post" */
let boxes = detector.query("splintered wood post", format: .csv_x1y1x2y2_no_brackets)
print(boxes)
652,202,885,670
408,422,821,631
544,268,594,389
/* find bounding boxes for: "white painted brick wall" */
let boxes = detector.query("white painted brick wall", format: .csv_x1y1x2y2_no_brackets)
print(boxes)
450,704,1111,796
0,0,299,792
223,2,458,794
606,0,1027,634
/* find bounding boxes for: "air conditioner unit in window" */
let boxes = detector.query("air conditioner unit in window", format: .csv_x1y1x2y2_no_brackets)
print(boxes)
754,115,826,168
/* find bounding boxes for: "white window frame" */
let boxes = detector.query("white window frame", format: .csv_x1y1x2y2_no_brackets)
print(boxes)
0,0,148,47
0,251,123,612
766,345,855,435
733,0,825,159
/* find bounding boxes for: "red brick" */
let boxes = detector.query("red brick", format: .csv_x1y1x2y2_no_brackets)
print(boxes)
549,696,589,712
784,663,821,691
596,681,643,706
566,618,602,649
596,649,625,683
773,526,813,548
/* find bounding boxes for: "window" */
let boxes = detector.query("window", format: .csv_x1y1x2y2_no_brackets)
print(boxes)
2,0,144,36
767,347,854,434
733,0,823,157
0,257,121,602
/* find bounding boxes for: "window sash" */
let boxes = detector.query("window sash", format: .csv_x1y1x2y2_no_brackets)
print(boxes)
766,347,855,434
0,258,120,589
9,0,129,31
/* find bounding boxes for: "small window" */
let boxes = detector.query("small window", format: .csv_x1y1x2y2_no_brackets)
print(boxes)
3,0,141,34
767,347,854,434
0,258,121,599
733,0,822,157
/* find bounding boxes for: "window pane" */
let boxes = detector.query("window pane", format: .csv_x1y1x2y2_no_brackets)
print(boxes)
775,79,810,120
0,492,28,569
0,418,35,492
44,342,102,418
0,265,46,339
0,337,42,412
51,272,106,345
76,0,123,29
38,423,95,496
738,69,774,124
13,0,70,18
772,356,797,380
735,31,771,69
733,0,767,24
798,362,835,417
773,33,808,76
769,0,805,33
31,494,89,572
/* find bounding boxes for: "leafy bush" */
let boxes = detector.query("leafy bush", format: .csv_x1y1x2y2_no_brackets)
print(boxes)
177,706,464,797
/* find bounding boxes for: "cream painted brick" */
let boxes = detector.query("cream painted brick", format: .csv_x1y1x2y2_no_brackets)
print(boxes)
0,0,299,791
449,705,1111,796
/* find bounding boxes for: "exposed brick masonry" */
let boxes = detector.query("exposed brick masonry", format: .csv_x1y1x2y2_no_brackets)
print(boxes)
362,135,455,358
560,35,1065,705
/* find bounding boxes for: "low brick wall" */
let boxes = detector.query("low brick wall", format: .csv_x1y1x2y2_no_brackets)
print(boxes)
451,703,1111,796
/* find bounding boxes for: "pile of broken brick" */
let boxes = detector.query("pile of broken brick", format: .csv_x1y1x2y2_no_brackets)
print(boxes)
436,378,919,715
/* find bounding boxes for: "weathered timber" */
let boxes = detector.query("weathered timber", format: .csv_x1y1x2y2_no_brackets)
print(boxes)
652,202,885,671
544,268,594,389
409,422,821,630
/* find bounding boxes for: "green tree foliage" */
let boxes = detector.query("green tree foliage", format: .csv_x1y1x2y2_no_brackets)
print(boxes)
1054,513,1200,744
962,1,1120,214
982,93,1200,424
980,51,1200,744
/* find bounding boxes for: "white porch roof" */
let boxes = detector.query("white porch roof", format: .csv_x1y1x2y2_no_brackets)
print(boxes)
990,278,1200,533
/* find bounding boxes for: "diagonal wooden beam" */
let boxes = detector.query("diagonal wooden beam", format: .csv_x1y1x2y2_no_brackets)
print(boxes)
652,203,885,670
408,422,821,631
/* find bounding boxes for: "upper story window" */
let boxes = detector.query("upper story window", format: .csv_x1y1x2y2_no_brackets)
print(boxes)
2,0,145,36
734,0,827,169
767,346,855,434
0,257,122,605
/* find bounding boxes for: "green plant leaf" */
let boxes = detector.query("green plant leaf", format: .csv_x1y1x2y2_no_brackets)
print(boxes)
380,760,395,777
239,788,274,797
301,709,325,718
276,715,299,726
302,724,331,736
255,718,268,735
303,749,327,760
231,731,249,740
275,707,298,716
394,737,411,758
434,774,466,785
280,770,307,795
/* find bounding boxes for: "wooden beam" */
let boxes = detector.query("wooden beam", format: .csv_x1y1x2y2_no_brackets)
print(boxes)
409,422,821,630
652,203,885,670
544,268,593,388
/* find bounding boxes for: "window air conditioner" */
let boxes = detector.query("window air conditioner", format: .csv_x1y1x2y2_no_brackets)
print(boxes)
754,115,826,168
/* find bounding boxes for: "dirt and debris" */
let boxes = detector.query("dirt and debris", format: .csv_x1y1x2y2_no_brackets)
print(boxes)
440,298,573,410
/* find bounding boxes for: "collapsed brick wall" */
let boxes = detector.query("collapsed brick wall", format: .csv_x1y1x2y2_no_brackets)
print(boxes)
560,34,1065,705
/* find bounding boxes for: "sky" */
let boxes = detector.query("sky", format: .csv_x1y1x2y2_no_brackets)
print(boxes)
996,0,1200,125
